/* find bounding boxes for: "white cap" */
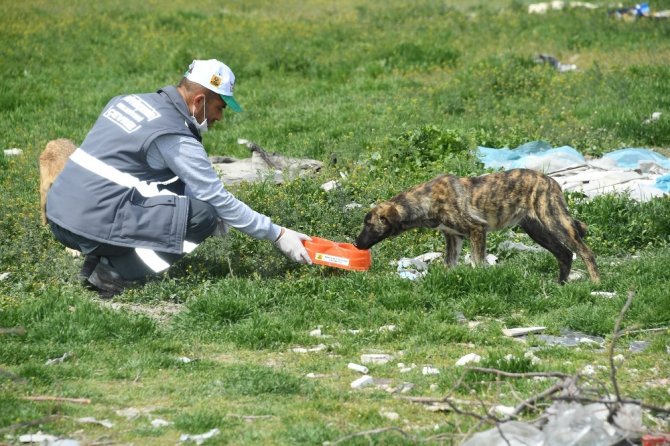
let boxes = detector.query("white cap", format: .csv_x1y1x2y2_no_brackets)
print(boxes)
184,59,242,112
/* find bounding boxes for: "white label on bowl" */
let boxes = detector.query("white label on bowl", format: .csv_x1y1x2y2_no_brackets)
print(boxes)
315,253,350,266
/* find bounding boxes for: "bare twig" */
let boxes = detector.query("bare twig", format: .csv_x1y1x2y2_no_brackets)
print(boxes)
624,326,669,335
22,396,91,404
609,290,635,404
507,377,576,419
0,415,61,434
238,139,280,169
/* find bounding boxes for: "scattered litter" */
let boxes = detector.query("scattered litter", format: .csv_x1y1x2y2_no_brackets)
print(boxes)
534,53,577,72
498,240,544,253
76,417,113,428
308,327,331,338
347,363,369,374
305,372,333,379
351,375,374,389
463,253,497,266
361,353,393,364
177,356,195,363
477,141,670,201
378,324,397,333
379,410,400,420
320,180,340,192
591,291,617,298
413,252,443,263
528,1,599,14
464,399,642,446
581,364,598,375
422,366,440,375
291,344,327,353
4,148,23,157
456,353,481,366
614,354,626,363
0,272,10,281
493,405,516,416
398,363,417,373
643,111,662,124
610,2,650,20
19,432,58,444
395,252,444,280
151,418,171,428
535,329,605,348
545,401,642,445
210,139,321,185
568,270,586,281
343,202,363,211
630,340,651,352
180,428,221,445
502,326,546,337
396,257,429,280
384,382,415,394
45,352,71,366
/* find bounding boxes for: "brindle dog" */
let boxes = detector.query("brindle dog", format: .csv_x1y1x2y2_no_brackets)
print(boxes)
355,168,600,284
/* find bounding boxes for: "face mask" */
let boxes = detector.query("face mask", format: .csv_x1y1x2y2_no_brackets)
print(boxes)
191,95,208,134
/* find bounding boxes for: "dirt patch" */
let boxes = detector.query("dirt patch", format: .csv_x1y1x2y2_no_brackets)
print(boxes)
101,301,183,324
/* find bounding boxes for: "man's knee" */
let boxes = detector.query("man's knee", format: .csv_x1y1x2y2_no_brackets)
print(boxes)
187,199,218,242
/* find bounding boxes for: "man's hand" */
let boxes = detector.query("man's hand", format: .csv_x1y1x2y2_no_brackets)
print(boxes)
274,228,312,264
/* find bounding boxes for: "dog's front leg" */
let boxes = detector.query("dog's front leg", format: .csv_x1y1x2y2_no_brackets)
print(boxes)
469,227,488,265
443,232,463,267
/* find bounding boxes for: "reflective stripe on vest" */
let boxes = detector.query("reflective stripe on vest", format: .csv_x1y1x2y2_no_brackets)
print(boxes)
69,148,198,265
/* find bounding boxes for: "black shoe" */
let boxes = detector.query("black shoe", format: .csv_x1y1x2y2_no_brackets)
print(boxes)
87,259,142,299
78,255,100,283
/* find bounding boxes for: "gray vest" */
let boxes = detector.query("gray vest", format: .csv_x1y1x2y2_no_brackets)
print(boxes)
47,86,201,254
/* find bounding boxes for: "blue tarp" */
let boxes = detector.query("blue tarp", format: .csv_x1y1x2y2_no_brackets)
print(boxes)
600,148,670,170
477,141,585,171
477,141,670,171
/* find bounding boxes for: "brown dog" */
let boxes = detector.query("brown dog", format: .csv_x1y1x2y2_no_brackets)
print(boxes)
355,168,600,284
39,138,77,225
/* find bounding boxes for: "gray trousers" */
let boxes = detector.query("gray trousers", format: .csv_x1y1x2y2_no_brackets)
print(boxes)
50,198,218,280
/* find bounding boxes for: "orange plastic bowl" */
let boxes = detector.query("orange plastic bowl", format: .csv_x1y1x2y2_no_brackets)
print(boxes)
303,237,371,271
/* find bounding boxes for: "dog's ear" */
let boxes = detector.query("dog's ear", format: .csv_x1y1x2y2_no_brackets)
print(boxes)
382,206,403,234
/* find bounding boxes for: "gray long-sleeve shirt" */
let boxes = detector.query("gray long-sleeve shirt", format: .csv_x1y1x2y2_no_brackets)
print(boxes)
147,134,281,242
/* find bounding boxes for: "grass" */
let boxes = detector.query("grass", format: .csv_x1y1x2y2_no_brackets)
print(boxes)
1,0,670,444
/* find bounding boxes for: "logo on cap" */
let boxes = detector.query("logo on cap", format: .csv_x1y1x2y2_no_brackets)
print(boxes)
210,74,222,87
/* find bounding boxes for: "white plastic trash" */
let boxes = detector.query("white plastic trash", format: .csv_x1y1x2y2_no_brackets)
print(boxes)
351,375,374,389
348,363,369,374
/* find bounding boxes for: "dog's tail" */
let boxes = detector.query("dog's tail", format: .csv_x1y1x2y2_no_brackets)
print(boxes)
573,219,588,238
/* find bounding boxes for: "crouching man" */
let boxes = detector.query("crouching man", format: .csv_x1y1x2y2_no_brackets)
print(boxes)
46,58,311,298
